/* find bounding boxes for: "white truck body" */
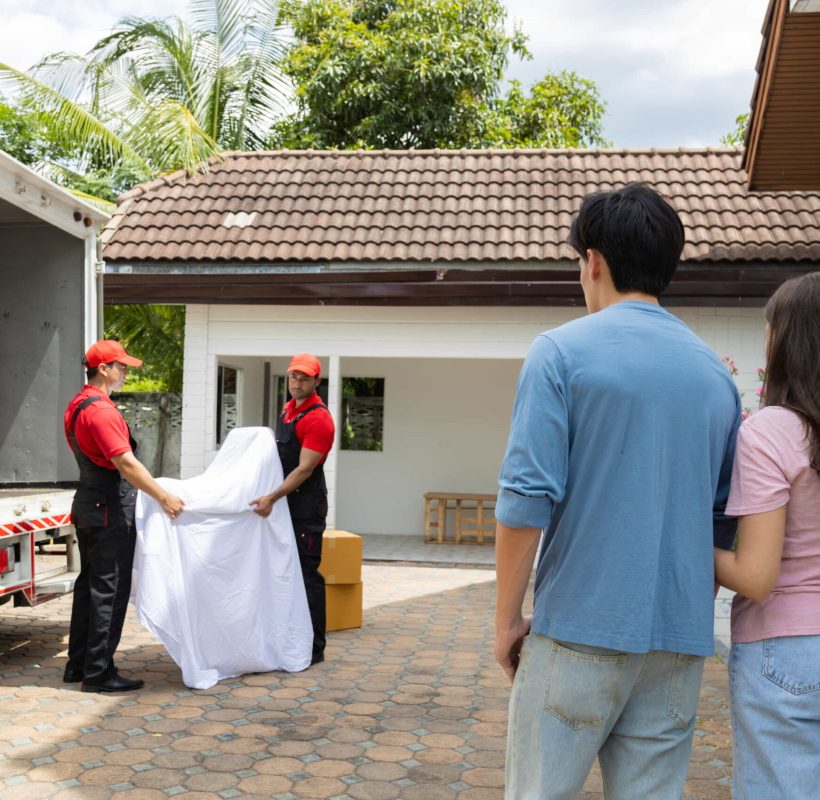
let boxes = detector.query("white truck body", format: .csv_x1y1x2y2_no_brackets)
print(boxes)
0,149,108,607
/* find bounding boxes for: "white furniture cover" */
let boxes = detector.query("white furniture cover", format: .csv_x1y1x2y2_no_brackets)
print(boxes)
132,427,312,689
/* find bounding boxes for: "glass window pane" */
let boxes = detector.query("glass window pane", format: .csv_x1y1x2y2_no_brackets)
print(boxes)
341,378,384,451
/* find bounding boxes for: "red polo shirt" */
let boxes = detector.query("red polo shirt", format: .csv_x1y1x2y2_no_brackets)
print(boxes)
281,392,335,464
64,386,132,470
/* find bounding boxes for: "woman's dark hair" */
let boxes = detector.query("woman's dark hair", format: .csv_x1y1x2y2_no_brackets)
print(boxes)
763,271,820,475
567,183,685,297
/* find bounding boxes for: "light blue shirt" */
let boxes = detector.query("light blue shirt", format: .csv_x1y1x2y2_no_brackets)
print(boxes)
497,302,741,656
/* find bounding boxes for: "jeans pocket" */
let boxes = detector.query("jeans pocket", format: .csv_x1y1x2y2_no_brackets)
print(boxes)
544,640,627,730
763,637,820,695
667,653,705,729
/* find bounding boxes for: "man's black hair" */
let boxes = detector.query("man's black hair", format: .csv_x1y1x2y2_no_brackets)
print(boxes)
83,357,116,381
567,183,685,297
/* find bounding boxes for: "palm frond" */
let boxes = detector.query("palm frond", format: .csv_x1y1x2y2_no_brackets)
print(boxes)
129,98,220,173
92,18,203,114
66,189,117,214
104,304,185,393
190,0,252,57
33,51,145,129
229,3,292,148
32,165,110,212
0,61,149,170
27,52,91,104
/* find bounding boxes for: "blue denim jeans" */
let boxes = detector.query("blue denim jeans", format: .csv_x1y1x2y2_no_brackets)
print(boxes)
506,634,705,800
729,635,820,800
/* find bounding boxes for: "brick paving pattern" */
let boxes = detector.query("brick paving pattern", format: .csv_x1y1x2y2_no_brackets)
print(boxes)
0,563,732,799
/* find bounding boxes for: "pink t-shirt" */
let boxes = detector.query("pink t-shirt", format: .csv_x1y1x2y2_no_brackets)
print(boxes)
725,406,820,643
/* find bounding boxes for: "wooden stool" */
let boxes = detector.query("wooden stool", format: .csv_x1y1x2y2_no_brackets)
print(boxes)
454,495,496,545
424,492,496,544
423,493,449,543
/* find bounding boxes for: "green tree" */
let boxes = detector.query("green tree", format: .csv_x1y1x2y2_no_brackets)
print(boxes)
721,112,749,147
273,0,607,150
0,0,289,181
485,74,608,148
0,95,73,166
104,304,186,393
1,0,292,392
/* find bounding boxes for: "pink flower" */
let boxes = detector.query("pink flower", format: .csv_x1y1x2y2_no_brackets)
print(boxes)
722,355,739,376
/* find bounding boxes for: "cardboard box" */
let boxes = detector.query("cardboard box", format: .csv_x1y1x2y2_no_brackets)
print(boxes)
326,582,363,631
319,530,362,584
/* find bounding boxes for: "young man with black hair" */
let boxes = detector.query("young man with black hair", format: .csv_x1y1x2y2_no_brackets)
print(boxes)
495,184,741,799
250,353,335,665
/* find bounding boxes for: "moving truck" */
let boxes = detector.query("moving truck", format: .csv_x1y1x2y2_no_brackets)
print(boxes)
0,149,108,607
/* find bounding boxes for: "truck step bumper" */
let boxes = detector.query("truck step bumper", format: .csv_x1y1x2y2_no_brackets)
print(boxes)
35,571,79,596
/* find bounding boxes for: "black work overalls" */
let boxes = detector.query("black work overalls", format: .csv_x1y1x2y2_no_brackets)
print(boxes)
276,403,328,662
65,395,139,682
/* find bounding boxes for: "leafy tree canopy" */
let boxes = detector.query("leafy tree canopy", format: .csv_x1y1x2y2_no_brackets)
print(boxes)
271,0,608,150
721,112,749,147
0,0,290,180
0,95,73,166
1,0,292,393
485,74,608,148
104,304,186,393
2,0,609,392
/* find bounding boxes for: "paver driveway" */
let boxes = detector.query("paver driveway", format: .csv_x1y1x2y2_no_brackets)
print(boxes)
1,563,732,799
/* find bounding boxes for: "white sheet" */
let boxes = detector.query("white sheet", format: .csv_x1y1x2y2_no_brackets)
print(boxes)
132,427,312,689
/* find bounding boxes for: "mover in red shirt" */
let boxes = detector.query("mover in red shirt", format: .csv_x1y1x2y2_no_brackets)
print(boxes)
63,340,184,693
250,352,335,664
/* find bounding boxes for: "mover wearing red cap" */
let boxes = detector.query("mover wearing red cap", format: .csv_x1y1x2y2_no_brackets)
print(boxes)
62,340,184,693
84,339,144,369
250,352,335,665
286,352,321,377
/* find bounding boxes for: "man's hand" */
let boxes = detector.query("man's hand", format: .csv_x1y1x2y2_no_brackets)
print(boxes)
249,447,323,518
494,523,540,684
249,494,274,518
495,616,531,684
159,494,185,521
110,450,185,522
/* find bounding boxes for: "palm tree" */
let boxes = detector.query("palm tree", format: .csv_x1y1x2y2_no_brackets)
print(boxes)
0,0,291,391
0,0,289,178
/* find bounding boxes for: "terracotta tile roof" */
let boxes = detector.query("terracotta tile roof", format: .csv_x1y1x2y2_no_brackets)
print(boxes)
102,148,820,265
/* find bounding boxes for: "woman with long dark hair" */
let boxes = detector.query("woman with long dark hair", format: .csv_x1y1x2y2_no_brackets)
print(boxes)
715,271,820,799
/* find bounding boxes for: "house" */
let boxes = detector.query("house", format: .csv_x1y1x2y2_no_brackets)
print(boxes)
744,0,820,190
100,148,820,535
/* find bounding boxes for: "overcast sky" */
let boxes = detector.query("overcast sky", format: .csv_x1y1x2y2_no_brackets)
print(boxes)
1,0,770,148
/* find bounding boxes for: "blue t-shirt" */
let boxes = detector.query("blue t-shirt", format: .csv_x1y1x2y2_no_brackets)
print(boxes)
497,301,741,656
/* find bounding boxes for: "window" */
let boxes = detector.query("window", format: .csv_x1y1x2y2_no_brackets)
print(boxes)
341,378,384,451
216,365,240,445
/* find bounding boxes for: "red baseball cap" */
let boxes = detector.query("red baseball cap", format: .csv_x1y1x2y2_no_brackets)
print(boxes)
287,352,321,377
84,340,143,369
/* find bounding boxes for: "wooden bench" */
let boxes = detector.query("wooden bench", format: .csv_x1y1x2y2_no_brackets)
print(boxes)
423,492,497,545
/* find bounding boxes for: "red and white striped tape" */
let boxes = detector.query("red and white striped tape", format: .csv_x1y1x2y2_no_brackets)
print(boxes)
0,513,72,537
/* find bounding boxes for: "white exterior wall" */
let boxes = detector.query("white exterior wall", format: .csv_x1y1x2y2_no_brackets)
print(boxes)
676,307,767,414
181,303,767,534
336,357,520,534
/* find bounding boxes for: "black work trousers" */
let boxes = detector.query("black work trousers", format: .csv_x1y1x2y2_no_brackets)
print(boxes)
294,529,326,661
66,521,136,682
